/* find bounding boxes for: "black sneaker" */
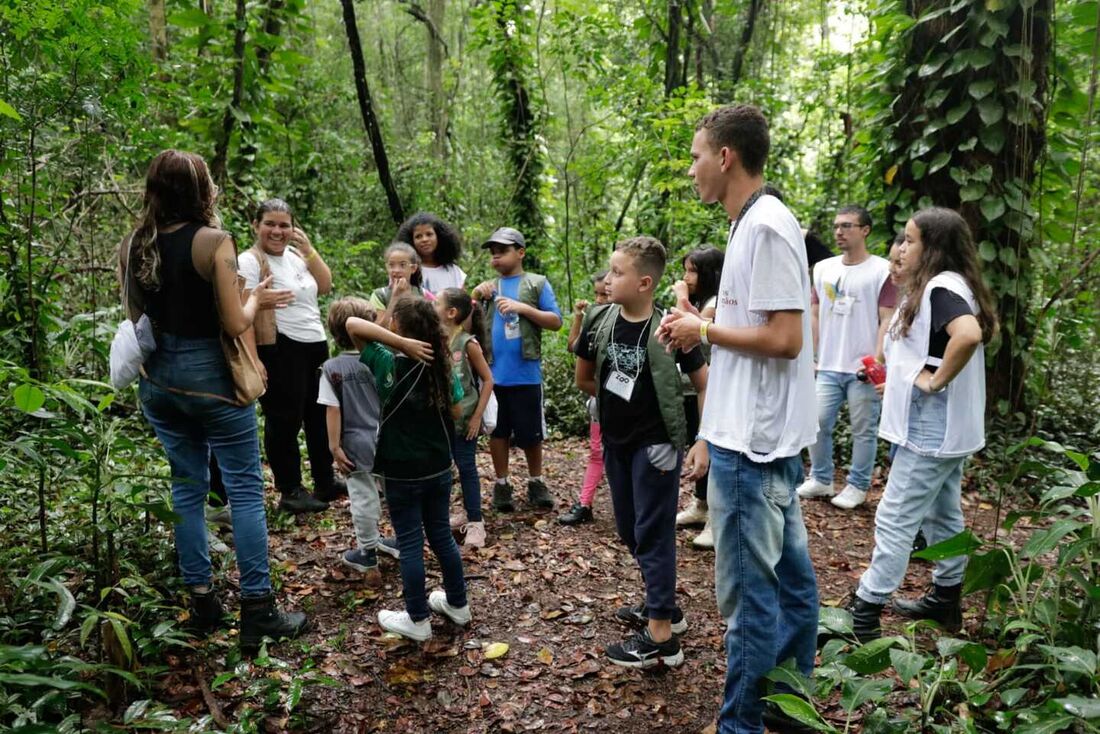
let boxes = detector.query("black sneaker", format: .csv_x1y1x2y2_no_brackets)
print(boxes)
527,478,554,509
341,548,378,572
606,630,684,669
314,477,348,503
911,528,928,555
278,486,329,514
377,537,400,560
614,602,688,634
558,502,593,525
492,482,515,513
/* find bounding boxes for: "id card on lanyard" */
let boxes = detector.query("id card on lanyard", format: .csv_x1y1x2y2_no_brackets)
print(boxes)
602,310,652,404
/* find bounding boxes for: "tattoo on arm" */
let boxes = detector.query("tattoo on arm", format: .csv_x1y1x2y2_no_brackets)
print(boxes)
224,257,238,273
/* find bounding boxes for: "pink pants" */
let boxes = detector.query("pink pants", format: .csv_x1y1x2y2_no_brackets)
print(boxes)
580,420,605,507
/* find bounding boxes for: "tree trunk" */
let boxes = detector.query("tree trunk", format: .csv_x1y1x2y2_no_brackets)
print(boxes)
238,0,287,182
209,0,247,187
148,0,168,61
340,0,405,225
664,0,682,95
427,0,448,158
883,0,1051,411
729,0,762,89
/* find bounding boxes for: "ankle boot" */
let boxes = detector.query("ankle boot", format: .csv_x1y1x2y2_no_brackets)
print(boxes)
847,595,884,643
240,593,309,649
278,486,329,514
188,587,228,635
893,583,962,631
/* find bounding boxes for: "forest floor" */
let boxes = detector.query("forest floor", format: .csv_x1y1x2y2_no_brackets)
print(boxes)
161,438,1027,734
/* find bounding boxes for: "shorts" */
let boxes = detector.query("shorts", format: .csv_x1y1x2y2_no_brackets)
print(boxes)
490,384,545,448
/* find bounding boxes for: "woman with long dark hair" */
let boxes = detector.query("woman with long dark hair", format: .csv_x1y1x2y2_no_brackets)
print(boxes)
123,150,307,647
844,207,997,641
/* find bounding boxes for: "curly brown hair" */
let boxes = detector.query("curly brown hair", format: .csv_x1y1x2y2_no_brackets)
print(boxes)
129,150,220,291
391,297,452,411
327,297,376,350
893,207,999,343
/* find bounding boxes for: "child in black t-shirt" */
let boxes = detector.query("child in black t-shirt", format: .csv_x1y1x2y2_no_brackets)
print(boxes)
574,236,708,668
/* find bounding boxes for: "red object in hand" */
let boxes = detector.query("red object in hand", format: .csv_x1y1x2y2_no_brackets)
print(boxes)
861,355,886,385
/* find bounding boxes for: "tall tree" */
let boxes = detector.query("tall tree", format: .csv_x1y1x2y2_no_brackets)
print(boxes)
874,0,1052,410
210,0,248,186
427,0,448,158
340,0,405,225
147,0,168,60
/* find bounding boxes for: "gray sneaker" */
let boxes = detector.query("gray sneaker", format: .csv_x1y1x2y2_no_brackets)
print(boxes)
527,479,554,509
492,482,515,513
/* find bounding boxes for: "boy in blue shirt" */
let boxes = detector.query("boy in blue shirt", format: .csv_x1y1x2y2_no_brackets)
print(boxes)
472,227,563,512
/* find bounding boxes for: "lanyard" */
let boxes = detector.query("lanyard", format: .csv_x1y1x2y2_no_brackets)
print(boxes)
607,310,653,379
728,187,766,245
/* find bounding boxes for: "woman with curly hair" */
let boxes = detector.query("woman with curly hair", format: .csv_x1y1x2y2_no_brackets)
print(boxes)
396,211,466,293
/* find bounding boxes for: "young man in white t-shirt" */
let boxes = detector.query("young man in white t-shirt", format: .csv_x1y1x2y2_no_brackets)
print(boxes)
659,105,818,734
797,206,897,510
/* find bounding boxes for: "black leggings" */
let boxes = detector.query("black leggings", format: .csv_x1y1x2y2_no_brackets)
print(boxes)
257,334,334,493
683,395,709,501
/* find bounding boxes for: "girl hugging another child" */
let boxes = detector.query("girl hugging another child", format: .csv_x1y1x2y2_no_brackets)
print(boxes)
346,298,470,642
436,288,494,548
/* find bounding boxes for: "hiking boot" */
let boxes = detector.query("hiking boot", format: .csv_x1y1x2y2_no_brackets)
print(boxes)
847,594,884,643
240,593,309,650
675,497,708,527
527,478,554,509
692,519,714,549
428,590,472,626
187,587,229,635
558,502,593,526
378,610,432,641
831,484,867,510
615,602,687,635
796,478,834,499
206,505,233,530
314,477,348,503
341,548,378,573
463,521,487,549
893,583,962,631
450,506,469,530
378,537,400,559
606,630,684,669
278,486,329,514
912,528,928,555
492,481,515,513
208,530,230,555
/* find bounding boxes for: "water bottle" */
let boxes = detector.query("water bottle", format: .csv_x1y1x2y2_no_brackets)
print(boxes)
860,355,886,385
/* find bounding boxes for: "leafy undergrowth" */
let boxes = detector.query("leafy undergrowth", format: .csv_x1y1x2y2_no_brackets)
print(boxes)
127,440,1021,734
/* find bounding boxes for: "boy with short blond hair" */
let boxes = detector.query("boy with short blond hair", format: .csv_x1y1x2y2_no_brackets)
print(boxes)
574,235,708,668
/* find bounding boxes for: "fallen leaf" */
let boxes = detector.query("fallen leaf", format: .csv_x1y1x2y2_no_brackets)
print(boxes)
536,647,554,665
484,642,510,660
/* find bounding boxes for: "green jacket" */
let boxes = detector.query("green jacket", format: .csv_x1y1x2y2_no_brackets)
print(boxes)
450,331,480,434
488,272,548,363
583,303,689,448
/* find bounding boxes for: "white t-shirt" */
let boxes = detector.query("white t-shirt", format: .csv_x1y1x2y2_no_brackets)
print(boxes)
317,373,339,406
239,248,326,343
420,263,466,295
813,255,891,373
698,195,818,462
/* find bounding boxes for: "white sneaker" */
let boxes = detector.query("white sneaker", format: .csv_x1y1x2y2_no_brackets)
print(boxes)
428,590,472,626
450,507,468,530
796,478,835,499
676,498,708,527
831,484,868,510
463,521,486,549
692,519,714,549
378,609,432,641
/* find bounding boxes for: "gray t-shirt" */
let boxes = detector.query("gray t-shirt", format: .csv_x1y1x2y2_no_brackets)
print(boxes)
318,352,381,472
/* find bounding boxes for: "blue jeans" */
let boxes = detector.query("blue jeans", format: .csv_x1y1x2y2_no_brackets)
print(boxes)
139,334,271,598
385,471,468,621
451,434,483,522
808,370,880,490
858,389,967,604
708,445,819,734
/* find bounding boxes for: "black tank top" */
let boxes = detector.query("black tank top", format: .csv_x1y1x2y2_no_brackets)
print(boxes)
143,223,222,338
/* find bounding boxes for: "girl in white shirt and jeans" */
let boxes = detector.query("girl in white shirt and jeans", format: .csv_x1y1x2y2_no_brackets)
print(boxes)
847,207,999,641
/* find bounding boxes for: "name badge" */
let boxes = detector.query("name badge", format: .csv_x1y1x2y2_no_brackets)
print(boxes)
833,295,854,316
504,318,521,340
605,369,635,402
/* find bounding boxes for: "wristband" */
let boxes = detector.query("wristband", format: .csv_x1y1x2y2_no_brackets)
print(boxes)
699,319,711,347
303,248,318,262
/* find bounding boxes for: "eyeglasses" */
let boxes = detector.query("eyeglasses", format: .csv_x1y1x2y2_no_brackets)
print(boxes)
833,222,864,230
